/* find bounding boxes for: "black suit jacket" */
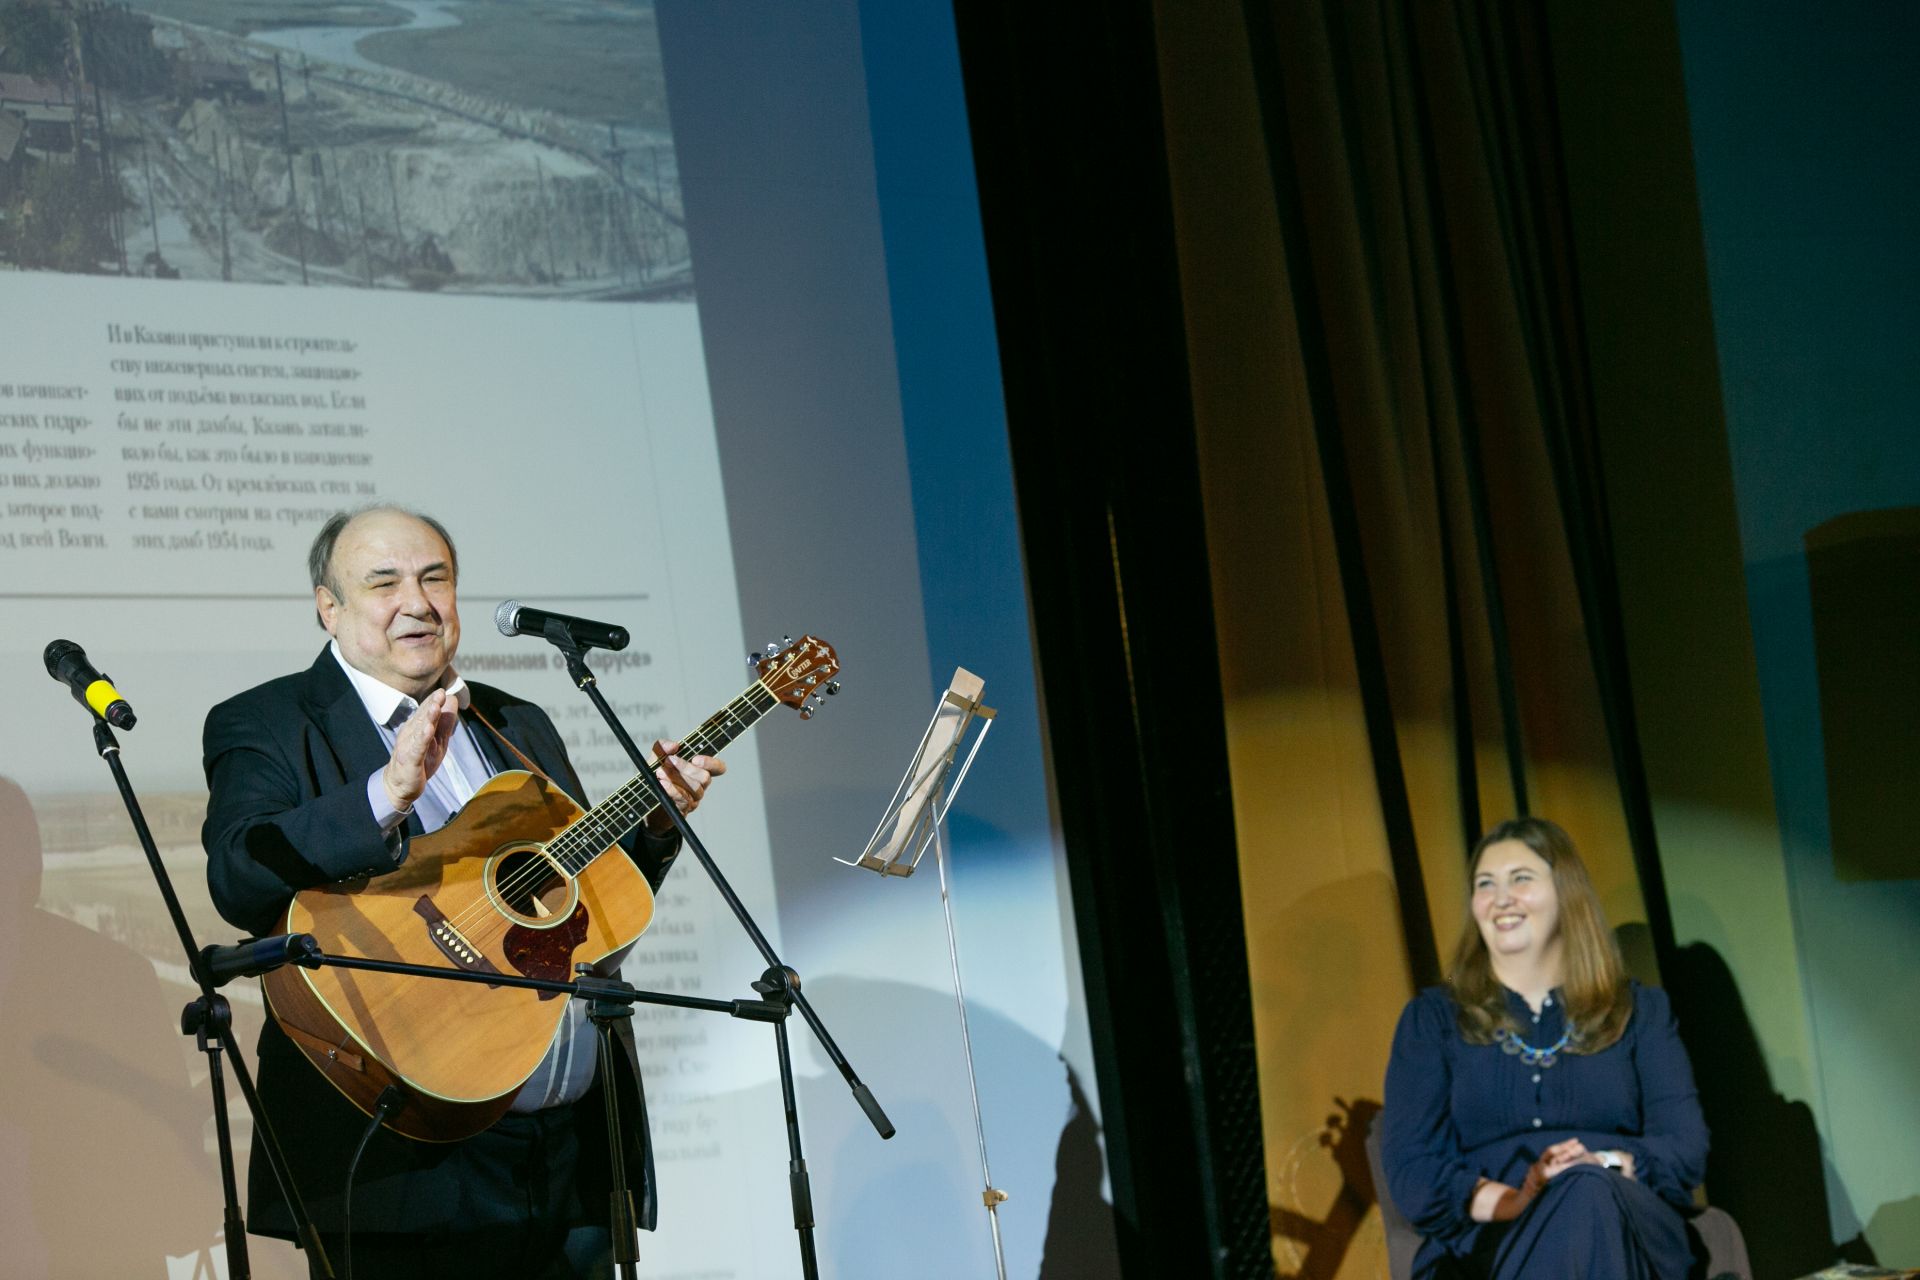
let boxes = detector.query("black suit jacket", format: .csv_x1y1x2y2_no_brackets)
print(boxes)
202,647,677,1239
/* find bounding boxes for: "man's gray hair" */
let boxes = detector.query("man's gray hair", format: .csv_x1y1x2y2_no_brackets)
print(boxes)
308,505,460,630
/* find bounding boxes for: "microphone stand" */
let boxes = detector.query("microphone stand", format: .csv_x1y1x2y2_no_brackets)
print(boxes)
547,630,894,1280
227,944,793,1280
86,720,332,1280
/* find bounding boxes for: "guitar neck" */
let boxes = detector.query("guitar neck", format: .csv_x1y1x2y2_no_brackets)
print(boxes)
546,680,779,873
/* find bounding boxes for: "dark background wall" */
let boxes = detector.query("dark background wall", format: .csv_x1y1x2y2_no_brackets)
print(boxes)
1673,0,1920,1264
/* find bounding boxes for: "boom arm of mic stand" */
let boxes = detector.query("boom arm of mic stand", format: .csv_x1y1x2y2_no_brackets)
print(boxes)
556,648,896,1140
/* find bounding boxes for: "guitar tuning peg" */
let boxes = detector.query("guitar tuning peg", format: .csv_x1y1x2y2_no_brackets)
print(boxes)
798,705,815,721
764,640,781,656
747,651,764,669
825,681,841,695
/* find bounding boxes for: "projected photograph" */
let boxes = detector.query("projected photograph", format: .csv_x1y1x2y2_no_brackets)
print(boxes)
0,0,686,299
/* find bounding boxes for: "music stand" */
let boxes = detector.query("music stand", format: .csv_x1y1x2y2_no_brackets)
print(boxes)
836,669,1007,1278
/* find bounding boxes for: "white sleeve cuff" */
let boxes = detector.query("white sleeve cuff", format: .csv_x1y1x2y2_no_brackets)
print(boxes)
367,770,412,847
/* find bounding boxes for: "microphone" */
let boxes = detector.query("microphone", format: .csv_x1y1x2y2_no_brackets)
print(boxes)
495,600,630,652
198,933,321,988
44,640,137,729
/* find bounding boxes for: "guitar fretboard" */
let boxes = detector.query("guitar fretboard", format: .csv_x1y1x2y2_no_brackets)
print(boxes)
548,681,780,874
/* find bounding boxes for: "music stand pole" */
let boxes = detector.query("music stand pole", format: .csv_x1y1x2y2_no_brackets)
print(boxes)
840,672,1006,1277
87,719,331,1280
930,814,1009,1280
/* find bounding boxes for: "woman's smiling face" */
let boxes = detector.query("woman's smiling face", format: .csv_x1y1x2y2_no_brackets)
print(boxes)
1471,838,1561,962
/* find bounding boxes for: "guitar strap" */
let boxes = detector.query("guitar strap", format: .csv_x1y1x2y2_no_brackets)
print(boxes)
466,705,552,782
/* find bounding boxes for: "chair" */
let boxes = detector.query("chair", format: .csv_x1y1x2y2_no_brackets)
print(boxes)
1366,1119,1423,1280
1363,1119,1753,1280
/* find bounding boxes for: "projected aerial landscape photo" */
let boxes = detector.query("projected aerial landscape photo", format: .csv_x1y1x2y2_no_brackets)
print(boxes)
0,0,686,299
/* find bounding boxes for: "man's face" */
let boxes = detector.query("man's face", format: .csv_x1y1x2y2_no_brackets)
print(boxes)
316,511,460,699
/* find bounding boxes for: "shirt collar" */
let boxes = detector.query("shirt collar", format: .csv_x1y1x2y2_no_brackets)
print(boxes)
329,640,470,730
1501,984,1563,1018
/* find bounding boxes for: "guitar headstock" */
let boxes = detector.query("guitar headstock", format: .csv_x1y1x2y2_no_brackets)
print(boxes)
753,635,841,719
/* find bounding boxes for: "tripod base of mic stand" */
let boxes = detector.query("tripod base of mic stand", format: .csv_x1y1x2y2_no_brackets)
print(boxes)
578,970,644,1280
182,994,253,1280
750,966,821,1279
88,716,330,1277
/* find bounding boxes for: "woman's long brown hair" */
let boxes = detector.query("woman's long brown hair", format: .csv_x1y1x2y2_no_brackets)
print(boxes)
1446,817,1633,1053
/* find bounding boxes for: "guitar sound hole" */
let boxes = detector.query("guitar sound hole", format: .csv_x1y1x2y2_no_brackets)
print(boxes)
492,847,570,922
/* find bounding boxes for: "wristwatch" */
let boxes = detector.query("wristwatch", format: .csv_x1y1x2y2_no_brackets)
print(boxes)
1596,1150,1626,1172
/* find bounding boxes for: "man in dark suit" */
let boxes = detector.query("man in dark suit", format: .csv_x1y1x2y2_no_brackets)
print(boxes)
202,506,722,1278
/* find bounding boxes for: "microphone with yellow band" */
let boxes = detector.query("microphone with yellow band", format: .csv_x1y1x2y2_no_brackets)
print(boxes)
44,639,138,730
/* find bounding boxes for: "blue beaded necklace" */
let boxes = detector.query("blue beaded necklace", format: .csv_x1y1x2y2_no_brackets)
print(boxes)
1493,1025,1571,1067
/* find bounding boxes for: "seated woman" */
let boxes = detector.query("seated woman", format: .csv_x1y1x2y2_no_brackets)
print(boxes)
1381,817,1709,1279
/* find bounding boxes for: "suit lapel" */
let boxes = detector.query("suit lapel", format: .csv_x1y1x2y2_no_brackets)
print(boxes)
300,654,559,835
302,647,422,835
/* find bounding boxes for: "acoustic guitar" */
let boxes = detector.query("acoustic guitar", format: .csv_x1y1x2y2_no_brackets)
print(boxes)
263,635,840,1141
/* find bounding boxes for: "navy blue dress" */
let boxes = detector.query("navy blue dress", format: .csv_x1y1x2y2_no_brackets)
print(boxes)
1382,983,1708,1279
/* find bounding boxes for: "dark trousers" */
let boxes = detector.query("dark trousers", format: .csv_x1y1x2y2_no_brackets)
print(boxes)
314,1225,612,1280
304,1106,617,1279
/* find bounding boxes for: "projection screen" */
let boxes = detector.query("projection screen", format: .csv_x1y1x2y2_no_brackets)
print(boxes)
0,2,1103,1277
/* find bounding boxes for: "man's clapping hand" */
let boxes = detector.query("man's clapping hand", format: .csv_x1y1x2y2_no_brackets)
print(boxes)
382,687,460,813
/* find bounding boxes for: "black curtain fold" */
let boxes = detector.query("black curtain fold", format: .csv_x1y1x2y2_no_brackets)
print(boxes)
953,1,1274,1274
1395,0,1532,824
1239,0,1442,992
1236,0,1678,978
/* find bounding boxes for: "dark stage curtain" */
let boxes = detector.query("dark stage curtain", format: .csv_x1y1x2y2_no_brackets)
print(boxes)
1233,0,1674,968
1167,1,1683,1266
956,0,1686,1274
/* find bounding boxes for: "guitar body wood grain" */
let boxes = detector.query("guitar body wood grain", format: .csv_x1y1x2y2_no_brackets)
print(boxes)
262,768,655,1142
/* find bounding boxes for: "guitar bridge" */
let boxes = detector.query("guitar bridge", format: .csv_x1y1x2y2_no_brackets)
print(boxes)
412,895,505,984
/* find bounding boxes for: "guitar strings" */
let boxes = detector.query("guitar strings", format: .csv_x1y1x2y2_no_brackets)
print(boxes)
430,690,763,948
436,682,773,943
431,679,783,948
442,640,830,940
